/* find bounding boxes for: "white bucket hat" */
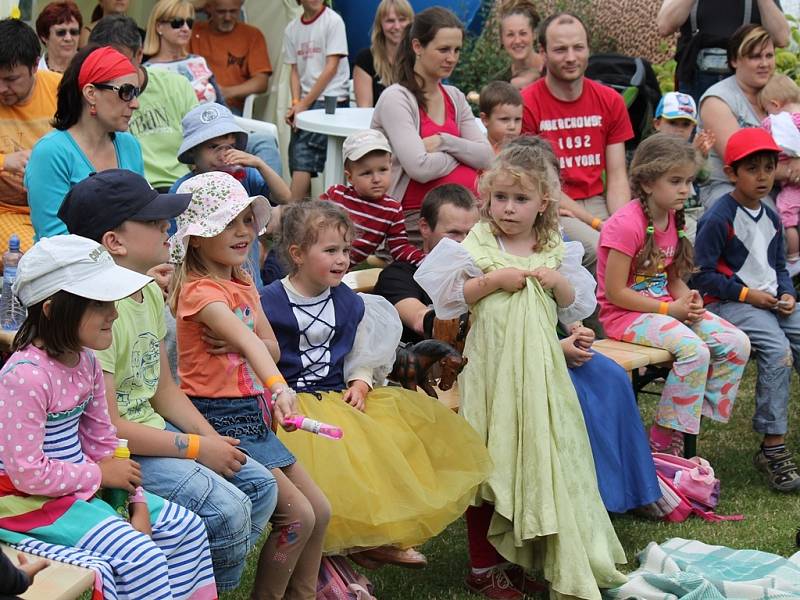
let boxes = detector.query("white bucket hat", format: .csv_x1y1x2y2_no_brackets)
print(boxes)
169,171,271,263
13,235,153,307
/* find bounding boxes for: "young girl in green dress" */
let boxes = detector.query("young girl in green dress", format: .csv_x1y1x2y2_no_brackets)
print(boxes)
415,143,627,600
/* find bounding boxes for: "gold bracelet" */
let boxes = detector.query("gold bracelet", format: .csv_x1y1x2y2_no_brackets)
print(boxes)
658,301,670,315
739,287,749,302
265,374,287,389
185,434,200,460
591,217,602,231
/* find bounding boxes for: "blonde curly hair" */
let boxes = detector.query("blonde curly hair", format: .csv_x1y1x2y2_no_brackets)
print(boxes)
478,135,561,252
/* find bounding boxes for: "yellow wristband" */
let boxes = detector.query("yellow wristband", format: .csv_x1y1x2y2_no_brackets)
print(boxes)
658,301,670,315
739,287,749,302
591,217,602,231
185,434,200,460
0,154,5,171
266,374,287,389
291,98,300,106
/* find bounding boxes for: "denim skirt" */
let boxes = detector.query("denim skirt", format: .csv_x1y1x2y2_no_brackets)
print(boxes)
190,394,295,470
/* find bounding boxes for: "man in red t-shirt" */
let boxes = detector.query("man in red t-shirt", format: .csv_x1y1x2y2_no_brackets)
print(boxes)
521,12,633,269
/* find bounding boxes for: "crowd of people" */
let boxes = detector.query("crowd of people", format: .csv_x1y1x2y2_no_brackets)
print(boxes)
0,0,799,599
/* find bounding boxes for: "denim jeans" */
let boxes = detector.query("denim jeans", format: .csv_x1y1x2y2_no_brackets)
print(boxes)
135,422,278,591
708,301,800,436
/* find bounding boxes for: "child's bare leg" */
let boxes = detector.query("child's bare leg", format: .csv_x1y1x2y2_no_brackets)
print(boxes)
251,463,330,600
786,226,800,261
289,171,312,202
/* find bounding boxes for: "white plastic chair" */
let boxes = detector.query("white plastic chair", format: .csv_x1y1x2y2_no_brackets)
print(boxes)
233,115,278,140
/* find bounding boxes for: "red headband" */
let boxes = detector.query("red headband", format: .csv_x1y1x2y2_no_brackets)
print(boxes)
78,46,136,90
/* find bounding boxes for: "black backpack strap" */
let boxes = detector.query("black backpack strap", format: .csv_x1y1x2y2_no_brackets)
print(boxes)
690,0,699,35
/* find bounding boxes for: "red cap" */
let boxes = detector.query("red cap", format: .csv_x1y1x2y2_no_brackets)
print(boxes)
724,127,781,165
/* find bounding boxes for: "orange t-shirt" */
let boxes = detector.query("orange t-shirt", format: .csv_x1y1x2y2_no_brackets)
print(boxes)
189,21,272,110
176,276,267,398
0,70,60,208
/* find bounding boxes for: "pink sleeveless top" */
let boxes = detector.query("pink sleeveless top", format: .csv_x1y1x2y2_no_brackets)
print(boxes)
402,85,480,211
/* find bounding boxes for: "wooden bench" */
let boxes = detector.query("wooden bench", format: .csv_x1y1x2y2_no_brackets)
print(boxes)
341,268,382,294
1,543,94,600
341,268,699,453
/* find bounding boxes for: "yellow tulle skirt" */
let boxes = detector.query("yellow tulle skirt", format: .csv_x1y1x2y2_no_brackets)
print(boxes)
277,387,492,554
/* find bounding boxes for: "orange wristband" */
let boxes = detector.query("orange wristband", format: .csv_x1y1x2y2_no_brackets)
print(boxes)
291,98,300,106
185,434,200,460
265,374,287,389
739,287,749,302
658,301,670,315
591,218,602,231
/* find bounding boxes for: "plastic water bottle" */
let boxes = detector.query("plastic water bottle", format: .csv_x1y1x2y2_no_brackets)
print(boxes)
102,439,131,520
0,235,25,330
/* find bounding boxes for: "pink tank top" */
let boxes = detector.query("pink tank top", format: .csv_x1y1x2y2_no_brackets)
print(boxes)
402,85,480,211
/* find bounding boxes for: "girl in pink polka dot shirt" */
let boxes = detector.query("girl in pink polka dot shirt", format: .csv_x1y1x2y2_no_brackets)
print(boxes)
0,235,217,600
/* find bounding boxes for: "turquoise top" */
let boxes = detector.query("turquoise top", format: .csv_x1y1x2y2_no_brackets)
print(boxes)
25,129,144,241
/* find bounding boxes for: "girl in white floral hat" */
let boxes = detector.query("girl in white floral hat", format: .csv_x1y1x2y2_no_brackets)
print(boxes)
168,171,329,599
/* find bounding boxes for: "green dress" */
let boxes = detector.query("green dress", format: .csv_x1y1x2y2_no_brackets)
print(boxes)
460,222,627,600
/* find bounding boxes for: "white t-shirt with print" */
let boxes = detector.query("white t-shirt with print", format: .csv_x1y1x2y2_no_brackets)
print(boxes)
283,6,350,101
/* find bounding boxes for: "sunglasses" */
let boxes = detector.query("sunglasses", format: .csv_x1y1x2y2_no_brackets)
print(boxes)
161,17,194,29
53,27,80,37
93,82,141,102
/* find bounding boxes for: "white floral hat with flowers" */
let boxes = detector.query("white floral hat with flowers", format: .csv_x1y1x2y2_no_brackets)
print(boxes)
169,171,271,263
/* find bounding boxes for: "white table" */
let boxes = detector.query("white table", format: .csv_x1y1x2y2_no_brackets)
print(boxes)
295,107,374,190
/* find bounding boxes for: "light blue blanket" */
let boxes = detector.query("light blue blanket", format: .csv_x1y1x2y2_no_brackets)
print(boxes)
604,538,800,599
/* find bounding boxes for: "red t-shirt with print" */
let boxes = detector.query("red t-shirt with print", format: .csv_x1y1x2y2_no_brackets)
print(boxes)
521,77,633,201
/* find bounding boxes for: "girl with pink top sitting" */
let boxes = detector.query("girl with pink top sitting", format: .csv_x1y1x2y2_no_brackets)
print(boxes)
0,235,216,599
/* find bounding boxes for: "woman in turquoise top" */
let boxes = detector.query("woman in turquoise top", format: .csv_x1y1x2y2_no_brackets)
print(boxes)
26,44,143,240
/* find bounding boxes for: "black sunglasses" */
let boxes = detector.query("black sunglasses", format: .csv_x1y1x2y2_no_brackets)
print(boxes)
53,27,80,37
92,82,141,102
161,17,194,29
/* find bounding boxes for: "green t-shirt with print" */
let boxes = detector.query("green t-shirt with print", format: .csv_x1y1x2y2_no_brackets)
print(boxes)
96,281,167,429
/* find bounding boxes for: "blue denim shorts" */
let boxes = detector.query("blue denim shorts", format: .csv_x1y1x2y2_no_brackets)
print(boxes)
289,99,350,176
190,395,295,470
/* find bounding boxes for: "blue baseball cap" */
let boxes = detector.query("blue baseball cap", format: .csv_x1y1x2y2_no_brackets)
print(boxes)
655,92,697,123
58,169,192,242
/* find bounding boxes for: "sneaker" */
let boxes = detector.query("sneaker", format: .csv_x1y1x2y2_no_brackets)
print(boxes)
649,425,684,457
504,564,548,594
754,447,800,492
465,567,523,600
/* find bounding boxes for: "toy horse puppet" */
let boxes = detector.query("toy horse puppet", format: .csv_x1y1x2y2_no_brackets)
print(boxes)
388,339,467,399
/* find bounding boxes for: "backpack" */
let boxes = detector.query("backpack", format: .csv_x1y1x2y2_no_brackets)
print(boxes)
585,53,662,153
641,453,743,523
317,556,377,600
653,453,719,511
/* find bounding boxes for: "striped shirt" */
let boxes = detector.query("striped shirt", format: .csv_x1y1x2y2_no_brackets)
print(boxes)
322,184,425,266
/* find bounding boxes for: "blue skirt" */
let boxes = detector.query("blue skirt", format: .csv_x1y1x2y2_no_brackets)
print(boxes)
569,352,661,513
190,394,295,470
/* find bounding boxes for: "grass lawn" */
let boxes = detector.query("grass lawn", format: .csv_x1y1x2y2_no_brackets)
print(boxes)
218,363,800,599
